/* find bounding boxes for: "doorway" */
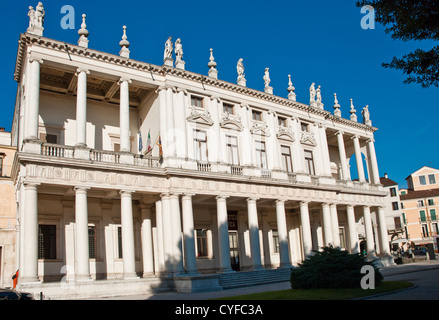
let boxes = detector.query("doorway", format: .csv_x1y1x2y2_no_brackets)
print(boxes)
229,231,240,271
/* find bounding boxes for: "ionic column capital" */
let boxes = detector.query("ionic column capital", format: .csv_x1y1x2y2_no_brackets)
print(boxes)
118,77,132,85
29,57,44,65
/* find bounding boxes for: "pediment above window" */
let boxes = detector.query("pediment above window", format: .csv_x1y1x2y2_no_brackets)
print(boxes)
220,114,243,131
277,127,295,142
250,121,270,137
187,107,214,126
300,132,317,146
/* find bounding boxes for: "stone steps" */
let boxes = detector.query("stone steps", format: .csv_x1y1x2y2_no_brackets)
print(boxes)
219,267,291,290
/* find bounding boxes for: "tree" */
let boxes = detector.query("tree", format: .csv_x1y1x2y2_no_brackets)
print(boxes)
357,0,439,88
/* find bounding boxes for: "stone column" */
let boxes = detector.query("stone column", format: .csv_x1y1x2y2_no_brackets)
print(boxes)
169,194,184,275
154,200,165,274
140,204,154,277
75,187,92,281
329,204,341,248
363,206,375,257
321,203,333,247
377,206,390,256
181,194,198,275
352,135,366,182
367,138,380,184
275,200,291,267
300,201,313,258
346,205,359,254
247,198,263,270
25,58,43,142
158,87,168,161
160,194,173,274
318,125,332,176
75,68,90,148
175,89,188,160
216,196,233,272
118,78,132,153
166,87,176,158
120,190,138,279
336,131,350,180
20,183,40,284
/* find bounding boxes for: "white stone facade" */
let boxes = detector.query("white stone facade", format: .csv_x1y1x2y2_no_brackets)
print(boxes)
9,3,391,299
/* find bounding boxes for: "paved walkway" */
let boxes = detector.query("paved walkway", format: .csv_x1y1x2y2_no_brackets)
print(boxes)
91,260,439,300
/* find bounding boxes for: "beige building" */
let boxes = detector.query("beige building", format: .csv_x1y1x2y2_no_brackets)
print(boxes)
400,166,439,251
0,129,17,288
9,3,392,299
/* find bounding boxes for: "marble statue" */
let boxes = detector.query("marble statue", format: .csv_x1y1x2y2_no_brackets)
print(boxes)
309,83,316,104
164,37,173,61
175,38,183,62
27,2,45,35
362,105,371,125
263,68,271,87
316,85,322,103
237,58,246,86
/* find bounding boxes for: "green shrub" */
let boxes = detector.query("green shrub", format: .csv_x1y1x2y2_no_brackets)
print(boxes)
290,246,383,289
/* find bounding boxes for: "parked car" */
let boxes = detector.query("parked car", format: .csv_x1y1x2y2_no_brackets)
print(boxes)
413,246,428,256
0,289,34,300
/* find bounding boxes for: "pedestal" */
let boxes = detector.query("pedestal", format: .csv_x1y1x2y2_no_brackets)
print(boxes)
164,57,174,67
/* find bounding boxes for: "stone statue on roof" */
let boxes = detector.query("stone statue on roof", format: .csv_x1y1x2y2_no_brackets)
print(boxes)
237,58,246,86
362,105,371,126
309,82,316,105
27,2,45,36
164,37,173,61
263,68,271,87
175,38,183,62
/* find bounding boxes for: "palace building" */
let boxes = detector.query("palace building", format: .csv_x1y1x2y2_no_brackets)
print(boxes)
11,3,391,299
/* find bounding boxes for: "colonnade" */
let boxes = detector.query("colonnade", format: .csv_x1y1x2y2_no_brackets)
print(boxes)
18,184,390,284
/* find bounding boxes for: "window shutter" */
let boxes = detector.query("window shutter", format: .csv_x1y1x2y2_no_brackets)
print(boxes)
420,210,427,222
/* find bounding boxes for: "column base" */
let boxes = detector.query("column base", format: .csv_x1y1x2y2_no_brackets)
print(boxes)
75,275,94,282
23,139,43,154
123,274,140,280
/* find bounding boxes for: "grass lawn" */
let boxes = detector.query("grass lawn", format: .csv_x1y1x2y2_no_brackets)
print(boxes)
212,281,414,300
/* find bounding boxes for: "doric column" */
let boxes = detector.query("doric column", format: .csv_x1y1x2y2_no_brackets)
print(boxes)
352,135,366,182
182,194,198,275
157,87,168,161
367,138,380,184
165,87,176,157
75,68,90,148
154,200,165,273
175,88,188,160
321,203,333,247
160,194,173,274
346,205,359,254
363,206,375,257
377,206,390,256
120,190,138,279
247,198,263,269
216,196,233,272
329,204,341,248
75,187,92,281
140,204,154,277
25,58,43,141
300,201,313,257
275,200,290,267
20,183,40,284
336,131,350,180
118,78,132,153
169,194,184,274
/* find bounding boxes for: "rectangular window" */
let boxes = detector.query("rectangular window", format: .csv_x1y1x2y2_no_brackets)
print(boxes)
422,224,429,237
418,200,424,207
339,227,346,249
38,225,56,260
89,226,96,259
191,96,204,108
420,210,427,222
394,217,402,229
252,110,262,121
301,122,309,132
223,103,234,115
304,150,315,175
193,130,208,162
433,223,439,235
389,188,397,197
402,212,406,224
401,202,404,209
428,199,435,206
392,202,399,210
226,135,239,165
429,174,436,184
255,140,267,169
117,226,123,259
430,209,437,221
196,229,208,257
419,175,427,185
0,157,3,176
272,230,279,253
281,145,293,173
278,117,287,127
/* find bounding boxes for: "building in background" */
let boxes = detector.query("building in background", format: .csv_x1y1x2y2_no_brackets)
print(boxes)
0,128,17,288
400,166,439,252
10,2,391,299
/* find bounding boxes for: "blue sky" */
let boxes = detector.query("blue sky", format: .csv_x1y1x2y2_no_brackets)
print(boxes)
1,0,438,188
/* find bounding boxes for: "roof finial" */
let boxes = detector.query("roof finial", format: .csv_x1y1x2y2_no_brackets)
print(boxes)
287,75,296,101
119,25,130,59
78,14,89,48
27,2,45,36
349,98,357,122
208,48,218,79
333,93,341,117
